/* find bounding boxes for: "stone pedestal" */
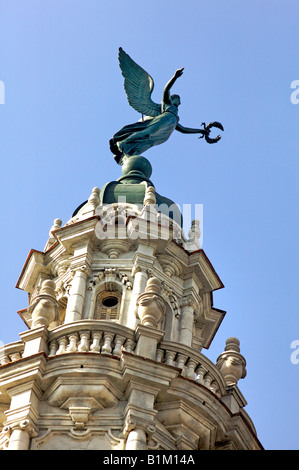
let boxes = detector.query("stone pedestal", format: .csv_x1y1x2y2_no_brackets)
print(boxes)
135,325,164,361
20,326,49,358
125,428,147,450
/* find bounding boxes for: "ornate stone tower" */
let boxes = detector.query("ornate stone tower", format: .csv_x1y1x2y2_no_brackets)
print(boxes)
0,156,262,450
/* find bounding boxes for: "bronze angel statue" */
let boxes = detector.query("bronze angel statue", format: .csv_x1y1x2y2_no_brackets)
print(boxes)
110,48,223,164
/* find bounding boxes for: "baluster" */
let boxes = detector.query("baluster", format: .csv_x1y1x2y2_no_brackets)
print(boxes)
204,372,213,389
113,335,126,356
90,332,102,353
185,359,197,379
101,333,114,355
66,334,78,353
56,337,68,355
0,355,10,365
155,349,164,362
176,353,188,372
210,380,219,395
9,353,21,362
48,340,58,356
78,332,90,352
165,350,176,366
195,365,207,384
123,339,135,354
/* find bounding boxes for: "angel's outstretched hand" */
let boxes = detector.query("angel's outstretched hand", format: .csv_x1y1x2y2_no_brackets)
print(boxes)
198,121,224,144
174,68,184,78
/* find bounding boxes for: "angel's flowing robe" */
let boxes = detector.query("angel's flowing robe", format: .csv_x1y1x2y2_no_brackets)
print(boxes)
110,103,179,163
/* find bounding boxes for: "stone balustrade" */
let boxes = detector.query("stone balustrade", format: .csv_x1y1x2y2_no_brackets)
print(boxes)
0,323,227,400
47,320,136,358
156,341,227,397
0,341,24,366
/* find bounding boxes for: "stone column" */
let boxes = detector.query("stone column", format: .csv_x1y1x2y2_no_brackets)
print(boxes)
64,266,89,323
8,428,30,450
125,428,147,450
127,266,148,329
132,266,148,298
6,419,36,450
179,298,195,347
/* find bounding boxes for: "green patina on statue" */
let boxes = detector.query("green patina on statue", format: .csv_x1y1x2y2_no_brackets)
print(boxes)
110,47,224,165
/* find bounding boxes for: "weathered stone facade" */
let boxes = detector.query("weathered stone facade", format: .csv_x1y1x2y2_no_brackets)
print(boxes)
0,182,263,450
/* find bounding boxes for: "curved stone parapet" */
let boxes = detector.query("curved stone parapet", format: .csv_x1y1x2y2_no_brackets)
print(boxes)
156,340,227,397
46,320,227,400
47,320,136,357
0,342,24,366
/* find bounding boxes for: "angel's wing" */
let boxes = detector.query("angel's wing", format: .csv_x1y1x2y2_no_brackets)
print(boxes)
118,47,161,117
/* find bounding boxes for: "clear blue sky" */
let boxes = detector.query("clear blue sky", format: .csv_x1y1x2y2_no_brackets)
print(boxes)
0,0,298,450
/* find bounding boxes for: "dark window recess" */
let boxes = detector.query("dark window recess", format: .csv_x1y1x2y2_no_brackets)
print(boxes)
95,294,120,320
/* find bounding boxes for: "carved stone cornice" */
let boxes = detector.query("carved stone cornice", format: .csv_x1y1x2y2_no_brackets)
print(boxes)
87,268,132,292
100,239,131,259
158,254,183,278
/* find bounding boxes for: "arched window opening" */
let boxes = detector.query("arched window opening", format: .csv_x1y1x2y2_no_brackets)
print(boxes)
95,292,121,321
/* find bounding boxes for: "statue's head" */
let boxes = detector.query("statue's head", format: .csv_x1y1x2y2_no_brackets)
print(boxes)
171,94,181,106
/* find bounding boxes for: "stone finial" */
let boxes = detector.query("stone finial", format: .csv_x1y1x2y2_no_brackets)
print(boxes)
216,337,247,387
136,277,166,328
225,337,242,352
185,219,201,252
143,185,156,206
31,280,59,329
88,187,101,209
48,218,62,243
188,219,201,240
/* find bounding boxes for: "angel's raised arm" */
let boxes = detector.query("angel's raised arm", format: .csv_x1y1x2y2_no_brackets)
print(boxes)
163,68,184,104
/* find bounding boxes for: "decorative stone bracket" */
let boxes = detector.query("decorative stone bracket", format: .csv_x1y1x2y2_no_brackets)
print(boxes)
66,397,101,430
87,268,133,292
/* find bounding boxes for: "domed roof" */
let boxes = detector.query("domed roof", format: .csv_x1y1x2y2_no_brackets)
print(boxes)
73,155,183,226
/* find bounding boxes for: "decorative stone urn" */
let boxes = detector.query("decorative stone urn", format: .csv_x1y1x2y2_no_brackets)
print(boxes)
216,337,247,386
136,277,166,328
31,279,59,329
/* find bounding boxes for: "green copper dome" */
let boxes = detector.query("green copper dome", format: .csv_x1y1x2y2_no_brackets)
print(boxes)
73,155,182,226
